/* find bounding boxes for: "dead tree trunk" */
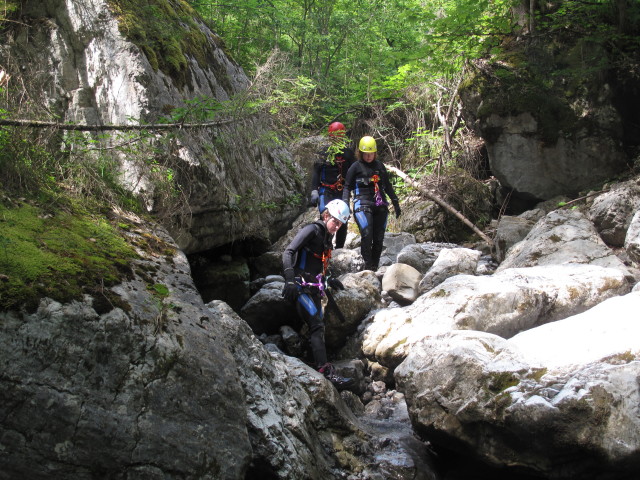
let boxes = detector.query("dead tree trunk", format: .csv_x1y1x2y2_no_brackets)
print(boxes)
387,165,494,248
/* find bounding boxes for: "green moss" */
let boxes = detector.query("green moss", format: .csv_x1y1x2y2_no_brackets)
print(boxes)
527,367,548,382
601,351,637,365
0,199,139,312
487,371,519,393
430,288,449,298
105,0,232,91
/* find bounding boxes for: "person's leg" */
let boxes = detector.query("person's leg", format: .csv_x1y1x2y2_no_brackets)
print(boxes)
317,186,328,214
370,207,389,270
334,222,348,249
296,291,354,390
354,206,374,269
296,292,327,366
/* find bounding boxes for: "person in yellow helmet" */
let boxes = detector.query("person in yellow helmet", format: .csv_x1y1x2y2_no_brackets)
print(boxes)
342,136,401,271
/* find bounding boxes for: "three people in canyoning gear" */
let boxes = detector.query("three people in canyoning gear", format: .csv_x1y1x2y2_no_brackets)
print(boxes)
342,135,401,272
281,198,355,390
309,122,356,249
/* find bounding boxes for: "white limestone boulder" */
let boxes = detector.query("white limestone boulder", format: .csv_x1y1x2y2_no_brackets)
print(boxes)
362,264,629,369
395,292,640,479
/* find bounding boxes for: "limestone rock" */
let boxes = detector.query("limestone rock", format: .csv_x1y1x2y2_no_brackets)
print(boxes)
418,248,481,294
362,264,629,369
395,292,640,479
589,179,640,247
382,263,422,304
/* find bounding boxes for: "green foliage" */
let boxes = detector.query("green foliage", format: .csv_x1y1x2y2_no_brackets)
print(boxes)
0,1,20,24
0,198,138,312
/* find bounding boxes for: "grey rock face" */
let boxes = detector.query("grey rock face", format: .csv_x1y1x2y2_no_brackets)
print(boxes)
1,0,305,254
0,230,251,478
496,209,632,276
588,178,640,247
418,247,481,294
482,112,627,200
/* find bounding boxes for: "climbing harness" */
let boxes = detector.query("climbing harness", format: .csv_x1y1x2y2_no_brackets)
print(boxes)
321,175,344,191
312,248,331,276
321,153,345,189
298,273,326,297
370,174,388,206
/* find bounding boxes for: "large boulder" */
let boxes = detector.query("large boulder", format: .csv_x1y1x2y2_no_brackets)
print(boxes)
626,210,640,265
588,178,640,247
395,292,640,479
361,264,629,370
496,209,633,277
0,225,252,478
418,247,481,294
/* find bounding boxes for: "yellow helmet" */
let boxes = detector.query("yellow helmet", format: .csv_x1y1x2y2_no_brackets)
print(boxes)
359,136,377,153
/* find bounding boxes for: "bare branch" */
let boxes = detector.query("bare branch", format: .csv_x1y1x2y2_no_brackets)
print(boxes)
0,117,236,131
387,165,494,247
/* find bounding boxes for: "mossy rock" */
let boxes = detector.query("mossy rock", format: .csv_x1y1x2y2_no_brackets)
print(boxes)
0,197,139,312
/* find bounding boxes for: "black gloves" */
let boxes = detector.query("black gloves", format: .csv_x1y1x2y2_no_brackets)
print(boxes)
282,281,299,302
392,200,401,218
327,277,345,290
309,190,319,207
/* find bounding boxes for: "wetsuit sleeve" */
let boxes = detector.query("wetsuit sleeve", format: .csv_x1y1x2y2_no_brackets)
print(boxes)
310,154,324,190
342,162,358,203
381,164,399,203
282,224,317,282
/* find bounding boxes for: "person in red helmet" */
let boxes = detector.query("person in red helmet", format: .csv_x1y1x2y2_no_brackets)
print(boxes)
309,122,355,249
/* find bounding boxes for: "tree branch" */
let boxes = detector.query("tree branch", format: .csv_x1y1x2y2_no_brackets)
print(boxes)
387,165,494,248
0,117,236,131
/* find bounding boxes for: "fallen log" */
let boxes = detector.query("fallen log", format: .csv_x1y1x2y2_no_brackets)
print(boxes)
387,165,494,248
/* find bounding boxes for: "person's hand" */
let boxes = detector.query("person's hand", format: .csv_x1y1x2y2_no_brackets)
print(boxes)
392,200,401,218
282,282,299,302
309,190,319,206
327,277,345,290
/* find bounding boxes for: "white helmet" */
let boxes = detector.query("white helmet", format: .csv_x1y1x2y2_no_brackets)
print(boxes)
325,199,350,224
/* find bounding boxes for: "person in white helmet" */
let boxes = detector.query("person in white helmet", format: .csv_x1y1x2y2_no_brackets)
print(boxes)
281,199,354,390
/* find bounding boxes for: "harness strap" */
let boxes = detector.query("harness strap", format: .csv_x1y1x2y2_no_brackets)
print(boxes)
370,174,387,206
321,160,345,190
320,178,344,191
311,248,331,276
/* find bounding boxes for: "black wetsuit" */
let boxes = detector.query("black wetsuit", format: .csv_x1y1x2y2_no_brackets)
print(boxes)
282,220,333,367
342,158,399,270
311,144,355,248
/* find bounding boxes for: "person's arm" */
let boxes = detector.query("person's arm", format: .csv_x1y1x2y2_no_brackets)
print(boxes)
342,162,357,203
282,224,317,281
381,164,401,218
309,159,323,206
282,224,318,301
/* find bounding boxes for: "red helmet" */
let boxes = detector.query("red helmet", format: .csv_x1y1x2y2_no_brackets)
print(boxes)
328,122,346,137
